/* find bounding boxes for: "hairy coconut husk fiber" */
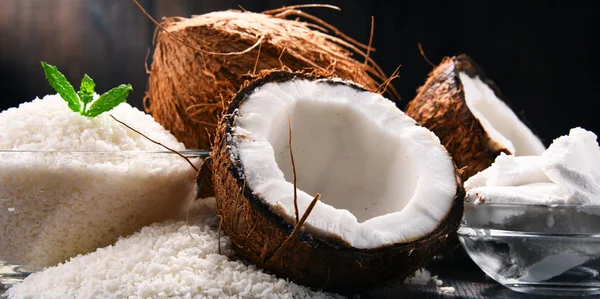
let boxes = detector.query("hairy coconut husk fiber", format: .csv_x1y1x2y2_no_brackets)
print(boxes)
145,8,395,151
211,70,464,293
406,54,528,181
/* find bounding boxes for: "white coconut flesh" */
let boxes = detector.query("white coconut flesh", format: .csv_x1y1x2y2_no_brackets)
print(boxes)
230,79,458,249
458,73,546,155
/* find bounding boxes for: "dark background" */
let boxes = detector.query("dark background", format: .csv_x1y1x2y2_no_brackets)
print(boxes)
0,0,597,145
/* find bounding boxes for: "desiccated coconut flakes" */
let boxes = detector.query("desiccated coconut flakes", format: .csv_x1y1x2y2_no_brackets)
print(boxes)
6,198,341,299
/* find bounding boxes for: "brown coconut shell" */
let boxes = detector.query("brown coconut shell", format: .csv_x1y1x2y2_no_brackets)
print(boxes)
406,54,519,181
146,9,395,151
211,70,465,293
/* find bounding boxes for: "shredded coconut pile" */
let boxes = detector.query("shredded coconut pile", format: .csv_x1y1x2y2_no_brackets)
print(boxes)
0,94,184,151
465,127,600,205
6,199,341,299
0,95,198,269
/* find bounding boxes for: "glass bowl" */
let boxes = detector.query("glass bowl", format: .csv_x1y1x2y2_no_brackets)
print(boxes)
458,202,600,296
0,150,209,287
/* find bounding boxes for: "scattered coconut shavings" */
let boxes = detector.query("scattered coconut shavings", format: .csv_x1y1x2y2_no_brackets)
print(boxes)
6,198,340,299
438,286,455,294
404,269,443,286
465,127,600,205
404,269,434,285
404,269,457,295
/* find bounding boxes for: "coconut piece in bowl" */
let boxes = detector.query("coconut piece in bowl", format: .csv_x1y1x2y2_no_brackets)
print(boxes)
463,127,600,283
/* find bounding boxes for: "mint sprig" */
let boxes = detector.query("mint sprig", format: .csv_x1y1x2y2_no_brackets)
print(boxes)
41,62,132,117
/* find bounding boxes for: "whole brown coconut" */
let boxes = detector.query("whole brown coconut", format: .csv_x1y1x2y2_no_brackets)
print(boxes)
211,70,464,293
146,9,393,150
405,54,545,181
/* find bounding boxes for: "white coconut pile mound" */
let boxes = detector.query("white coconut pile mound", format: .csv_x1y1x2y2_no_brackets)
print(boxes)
6,198,341,299
0,94,183,151
465,127,600,205
0,95,198,269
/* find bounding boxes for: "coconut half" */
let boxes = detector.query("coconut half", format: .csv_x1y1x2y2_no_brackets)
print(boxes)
147,9,396,197
212,71,464,292
406,54,545,180
147,10,393,150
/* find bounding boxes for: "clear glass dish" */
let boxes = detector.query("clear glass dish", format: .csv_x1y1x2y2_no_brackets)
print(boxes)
0,150,209,287
458,202,600,296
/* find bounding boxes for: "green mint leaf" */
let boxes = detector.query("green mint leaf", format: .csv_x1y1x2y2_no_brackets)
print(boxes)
78,74,95,105
83,84,132,117
41,62,81,113
77,91,93,110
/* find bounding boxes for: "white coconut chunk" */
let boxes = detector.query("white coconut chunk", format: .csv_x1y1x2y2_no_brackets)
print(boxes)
459,73,545,156
542,128,600,200
465,127,600,205
233,79,458,249
465,154,550,190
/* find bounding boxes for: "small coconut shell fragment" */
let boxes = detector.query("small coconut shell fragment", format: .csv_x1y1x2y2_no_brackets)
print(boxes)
211,71,464,292
405,54,541,180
